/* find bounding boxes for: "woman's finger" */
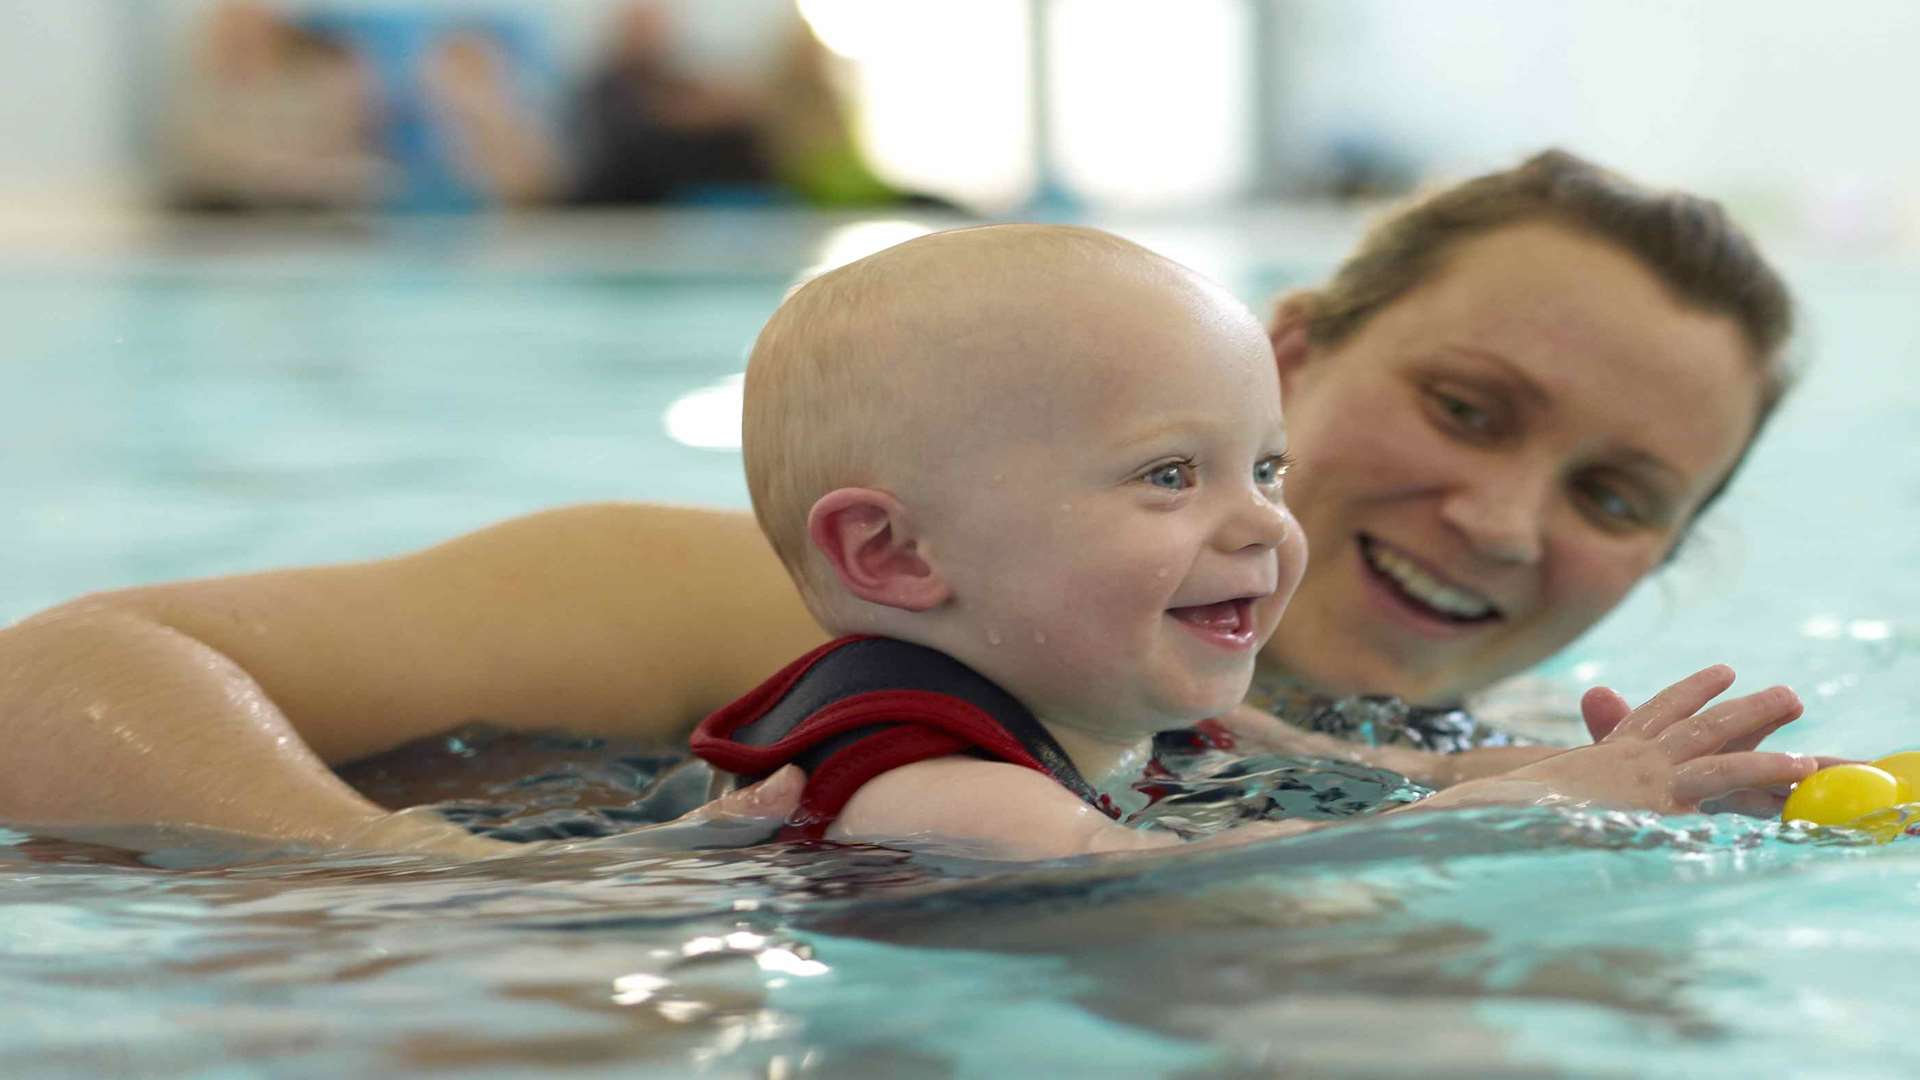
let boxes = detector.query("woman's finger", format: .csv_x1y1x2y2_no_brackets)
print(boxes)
1674,751,1818,805
696,764,806,825
1654,685,1802,761
1609,664,1737,741
1581,685,1632,743
560,766,806,853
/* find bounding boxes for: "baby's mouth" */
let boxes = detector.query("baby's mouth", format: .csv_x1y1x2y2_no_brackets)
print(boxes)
1167,597,1258,648
1359,536,1502,624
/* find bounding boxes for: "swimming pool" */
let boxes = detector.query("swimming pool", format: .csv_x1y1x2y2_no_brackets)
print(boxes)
5,209,1920,1076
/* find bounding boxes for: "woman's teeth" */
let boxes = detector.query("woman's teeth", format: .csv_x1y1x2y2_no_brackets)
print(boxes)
1364,541,1496,620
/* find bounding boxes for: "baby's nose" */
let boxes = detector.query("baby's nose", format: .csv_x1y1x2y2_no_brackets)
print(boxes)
1216,490,1293,553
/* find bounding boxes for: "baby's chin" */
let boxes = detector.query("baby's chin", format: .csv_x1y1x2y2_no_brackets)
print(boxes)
1001,656,1256,734
1151,680,1259,730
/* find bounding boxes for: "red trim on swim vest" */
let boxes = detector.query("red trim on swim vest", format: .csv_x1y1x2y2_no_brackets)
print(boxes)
689,635,866,756
1192,716,1237,751
690,636,1054,839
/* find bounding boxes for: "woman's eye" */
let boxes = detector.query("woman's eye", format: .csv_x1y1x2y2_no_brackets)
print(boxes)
1144,462,1196,490
1576,478,1646,530
1436,392,1492,432
1253,454,1292,488
1423,384,1501,439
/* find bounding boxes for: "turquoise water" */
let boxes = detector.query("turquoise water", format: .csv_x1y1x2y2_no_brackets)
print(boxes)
5,213,1920,1076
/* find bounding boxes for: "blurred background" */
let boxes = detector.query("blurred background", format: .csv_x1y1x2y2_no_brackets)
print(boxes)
4,0,1916,235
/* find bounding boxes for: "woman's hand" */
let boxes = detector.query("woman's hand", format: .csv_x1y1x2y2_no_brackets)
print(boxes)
552,766,806,853
1419,665,1816,814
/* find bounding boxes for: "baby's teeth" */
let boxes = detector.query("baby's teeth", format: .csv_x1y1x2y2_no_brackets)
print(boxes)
1368,545,1493,618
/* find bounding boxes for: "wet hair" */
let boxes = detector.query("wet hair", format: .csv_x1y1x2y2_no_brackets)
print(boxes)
1298,149,1796,521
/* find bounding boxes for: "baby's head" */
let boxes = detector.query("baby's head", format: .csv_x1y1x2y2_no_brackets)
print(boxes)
744,224,1306,739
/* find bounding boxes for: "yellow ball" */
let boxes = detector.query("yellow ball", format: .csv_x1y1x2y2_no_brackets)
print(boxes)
1782,764,1908,839
1870,751,1920,803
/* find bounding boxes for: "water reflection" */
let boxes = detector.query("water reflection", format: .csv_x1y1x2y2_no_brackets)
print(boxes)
662,372,744,451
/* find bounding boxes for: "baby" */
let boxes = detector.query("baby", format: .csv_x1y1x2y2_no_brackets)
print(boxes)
692,224,1815,860
690,224,1297,857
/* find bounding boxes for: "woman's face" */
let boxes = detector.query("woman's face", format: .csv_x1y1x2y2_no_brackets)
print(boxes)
1266,222,1765,705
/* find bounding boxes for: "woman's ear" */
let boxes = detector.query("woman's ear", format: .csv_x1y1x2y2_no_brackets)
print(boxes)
1267,290,1317,390
807,488,951,612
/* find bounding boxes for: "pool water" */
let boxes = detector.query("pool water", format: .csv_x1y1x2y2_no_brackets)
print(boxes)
5,211,1920,1076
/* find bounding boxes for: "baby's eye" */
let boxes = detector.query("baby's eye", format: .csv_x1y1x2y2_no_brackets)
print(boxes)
1143,461,1197,491
1253,454,1293,488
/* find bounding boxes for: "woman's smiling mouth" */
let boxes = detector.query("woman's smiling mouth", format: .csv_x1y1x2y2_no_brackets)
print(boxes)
1358,536,1502,625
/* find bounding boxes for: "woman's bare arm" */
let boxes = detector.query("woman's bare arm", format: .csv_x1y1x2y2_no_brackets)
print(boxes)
0,604,456,848
1209,705,1560,787
0,502,826,841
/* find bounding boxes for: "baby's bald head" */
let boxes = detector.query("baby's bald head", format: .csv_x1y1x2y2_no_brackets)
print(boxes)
742,224,1246,607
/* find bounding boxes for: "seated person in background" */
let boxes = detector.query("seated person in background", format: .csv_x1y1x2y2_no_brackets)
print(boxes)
689,222,1818,860
753,19,911,207
166,0,389,212
420,24,564,207
568,2,907,208
568,2,773,205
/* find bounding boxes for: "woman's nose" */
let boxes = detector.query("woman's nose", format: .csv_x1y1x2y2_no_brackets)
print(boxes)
1440,474,1547,565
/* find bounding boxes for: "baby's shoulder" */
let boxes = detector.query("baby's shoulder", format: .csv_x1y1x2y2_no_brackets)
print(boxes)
827,756,1115,856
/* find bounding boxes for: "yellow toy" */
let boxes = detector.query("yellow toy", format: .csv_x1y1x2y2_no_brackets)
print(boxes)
1780,761,1916,841
1870,751,1920,797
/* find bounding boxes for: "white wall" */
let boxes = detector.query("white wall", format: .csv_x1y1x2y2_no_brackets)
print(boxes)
0,1,136,200
1270,0,1920,237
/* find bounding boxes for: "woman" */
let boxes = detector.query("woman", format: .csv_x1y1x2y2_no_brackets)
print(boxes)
0,151,1798,850
1216,148,1794,784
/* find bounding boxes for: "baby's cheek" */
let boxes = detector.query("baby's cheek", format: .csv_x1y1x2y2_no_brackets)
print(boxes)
1026,593,1145,684
1011,635,1125,719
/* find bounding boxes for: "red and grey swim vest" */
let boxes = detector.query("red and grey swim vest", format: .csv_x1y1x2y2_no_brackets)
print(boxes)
690,636,1114,839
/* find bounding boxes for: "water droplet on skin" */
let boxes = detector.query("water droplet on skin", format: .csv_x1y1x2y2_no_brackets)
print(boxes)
1155,567,1169,579
992,473,1005,484
1059,503,1073,513
1033,630,1047,645
987,629,1003,646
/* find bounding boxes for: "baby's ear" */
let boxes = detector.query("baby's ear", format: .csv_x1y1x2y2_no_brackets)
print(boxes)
807,488,951,612
1267,290,1316,386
